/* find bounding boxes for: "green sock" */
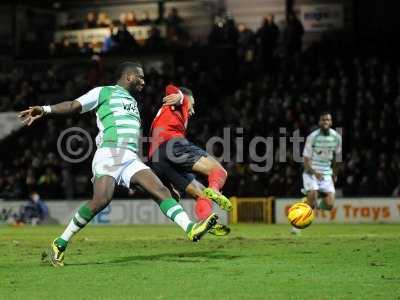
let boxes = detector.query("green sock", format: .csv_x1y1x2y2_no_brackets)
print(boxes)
58,203,95,248
54,237,68,251
159,198,194,232
318,200,332,211
76,204,95,223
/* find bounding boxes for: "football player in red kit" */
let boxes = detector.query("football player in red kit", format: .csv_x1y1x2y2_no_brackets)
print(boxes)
148,85,231,235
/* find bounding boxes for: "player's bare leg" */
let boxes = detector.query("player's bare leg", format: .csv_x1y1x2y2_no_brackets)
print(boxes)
131,169,218,242
185,180,230,236
319,192,335,211
48,176,115,266
131,169,174,205
192,156,227,189
192,156,231,211
305,190,318,208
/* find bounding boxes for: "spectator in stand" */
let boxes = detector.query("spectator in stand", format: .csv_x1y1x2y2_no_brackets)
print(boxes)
208,14,238,46
256,15,280,68
84,11,97,29
208,21,225,46
165,7,189,46
119,13,127,26
64,14,79,30
86,55,105,87
126,11,139,26
77,40,94,55
61,162,74,199
237,24,255,64
225,16,239,45
14,81,35,111
102,25,119,53
374,170,390,195
97,12,112,27
139,11,152,25
238,24,255,47
37,167,59,198
358,176,372,196
146,26,165,49
22,192,49,224
166,7,183,28
268,14,280,47
2,175,23,199
284,12,304,56
59,38,78,56
26,168,36,192
115,24,138,52
48,42,57,56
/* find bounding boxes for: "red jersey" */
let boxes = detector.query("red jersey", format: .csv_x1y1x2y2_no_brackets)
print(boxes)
148,85,190,158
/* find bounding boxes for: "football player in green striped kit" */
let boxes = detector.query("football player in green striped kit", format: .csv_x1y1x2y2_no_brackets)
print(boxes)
292,112,342,234
18,62,218,266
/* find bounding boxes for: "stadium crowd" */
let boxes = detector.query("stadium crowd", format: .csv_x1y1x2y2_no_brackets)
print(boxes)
25,9,302,58
1,13,400,200
40,7,188,56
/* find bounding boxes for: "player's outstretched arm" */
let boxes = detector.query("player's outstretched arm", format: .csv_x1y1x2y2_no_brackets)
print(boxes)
46,100,82,114
18,100,82,126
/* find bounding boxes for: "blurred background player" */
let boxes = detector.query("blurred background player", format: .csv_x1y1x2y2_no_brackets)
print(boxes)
148,85,231,235
18,62,218,266
292,112,342,234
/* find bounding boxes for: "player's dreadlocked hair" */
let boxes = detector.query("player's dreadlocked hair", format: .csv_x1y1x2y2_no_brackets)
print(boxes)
115,62,142,80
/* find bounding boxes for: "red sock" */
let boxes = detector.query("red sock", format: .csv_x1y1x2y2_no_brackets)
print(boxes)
195,197,213,220
208,167,227,191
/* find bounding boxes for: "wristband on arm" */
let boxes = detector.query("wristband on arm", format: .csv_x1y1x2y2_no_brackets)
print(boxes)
42,105,52,114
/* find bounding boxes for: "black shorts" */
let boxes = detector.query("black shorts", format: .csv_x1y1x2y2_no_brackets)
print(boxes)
149,138,208,197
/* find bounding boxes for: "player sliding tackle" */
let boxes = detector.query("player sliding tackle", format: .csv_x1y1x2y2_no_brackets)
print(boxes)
292,112,342,234
18,62,218,267
148,85,232,236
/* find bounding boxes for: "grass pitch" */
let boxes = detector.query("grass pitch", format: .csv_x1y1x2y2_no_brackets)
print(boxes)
1,224,399,300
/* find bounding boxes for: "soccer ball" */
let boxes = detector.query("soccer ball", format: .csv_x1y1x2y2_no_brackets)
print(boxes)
288,202,314,229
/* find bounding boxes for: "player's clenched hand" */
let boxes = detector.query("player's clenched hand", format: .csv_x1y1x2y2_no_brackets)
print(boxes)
18,106,44,126
163,93,182,106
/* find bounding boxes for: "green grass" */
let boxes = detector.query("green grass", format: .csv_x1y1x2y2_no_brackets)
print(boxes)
1,224,400,300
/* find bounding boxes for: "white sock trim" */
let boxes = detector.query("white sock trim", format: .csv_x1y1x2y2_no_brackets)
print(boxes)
74,212,88,225
166,205,182,218
60,219,81,242
173,211,192,232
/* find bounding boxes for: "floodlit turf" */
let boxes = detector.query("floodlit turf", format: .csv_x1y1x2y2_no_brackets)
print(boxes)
1,224,399,300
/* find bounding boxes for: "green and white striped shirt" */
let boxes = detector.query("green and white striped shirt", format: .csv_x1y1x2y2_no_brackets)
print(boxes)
77,85,140,153
303,128,342,176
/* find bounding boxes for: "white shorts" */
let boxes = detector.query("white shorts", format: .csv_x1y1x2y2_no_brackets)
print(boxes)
302,173,335,194
92,147,149,188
